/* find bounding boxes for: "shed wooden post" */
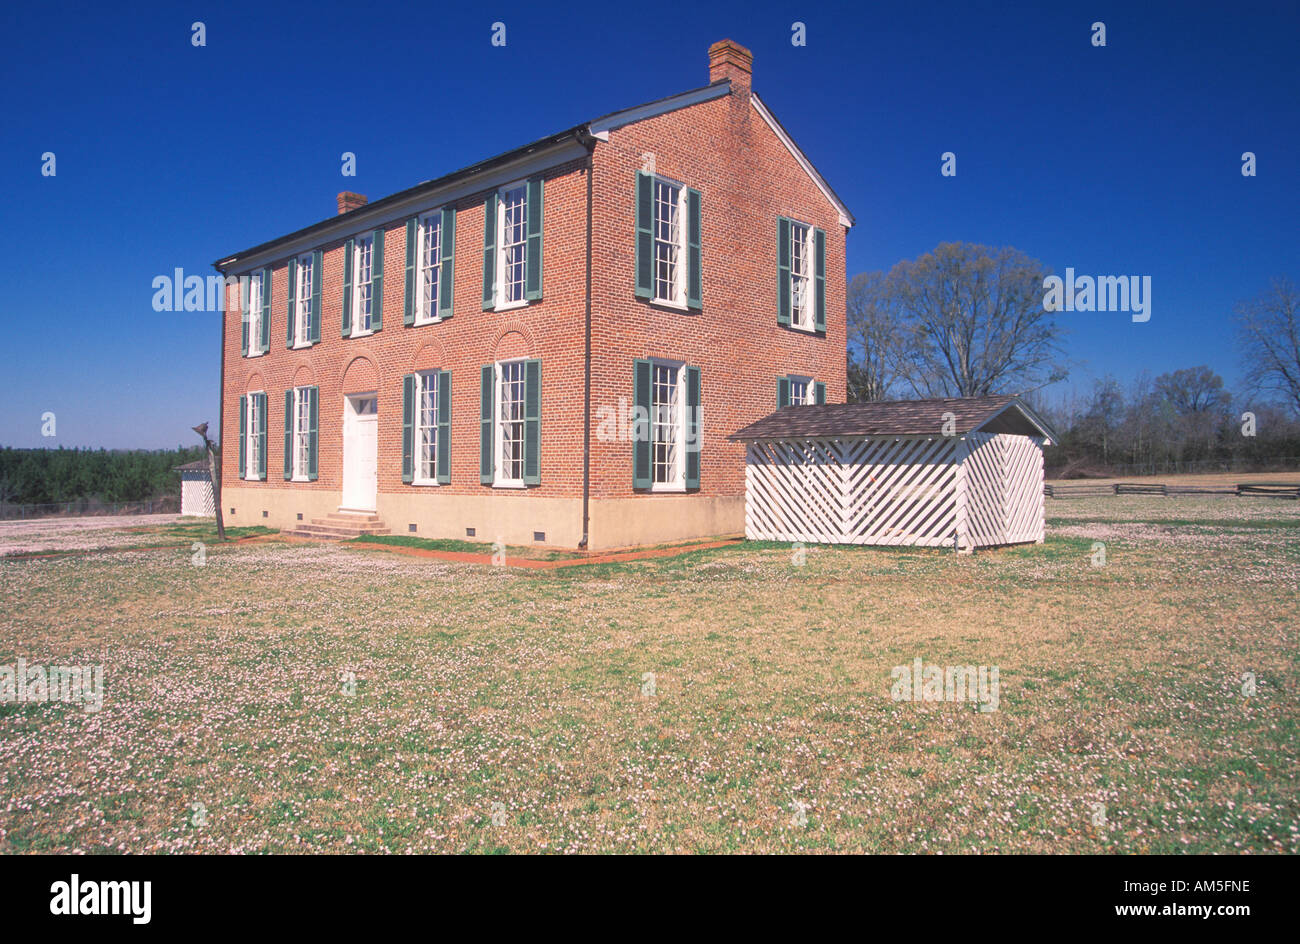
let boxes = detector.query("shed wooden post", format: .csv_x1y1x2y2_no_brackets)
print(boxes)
954,435,972,553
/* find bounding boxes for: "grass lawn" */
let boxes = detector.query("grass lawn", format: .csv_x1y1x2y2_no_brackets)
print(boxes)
346,533,586,561
1,496,1296,853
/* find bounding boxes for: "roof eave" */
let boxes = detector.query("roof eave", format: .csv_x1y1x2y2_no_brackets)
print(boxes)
213,125,590,271
587,80,732,139
974,398,1059,445
749,92,854,228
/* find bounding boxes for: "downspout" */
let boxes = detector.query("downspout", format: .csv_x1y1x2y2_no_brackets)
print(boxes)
215,264,227,523
577,129,598,549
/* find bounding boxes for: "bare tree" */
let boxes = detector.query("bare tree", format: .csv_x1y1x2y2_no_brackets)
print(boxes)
1153,365,1231,415
1075,377,1125,465
192,422,226,541
1151,366,1232,458
846,271,908,401
886,242,1066,398
1236,277,1300,413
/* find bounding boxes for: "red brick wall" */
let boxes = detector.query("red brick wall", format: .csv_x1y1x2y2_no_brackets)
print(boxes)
221,81,848,513
222,158,591,500
587,85,847,499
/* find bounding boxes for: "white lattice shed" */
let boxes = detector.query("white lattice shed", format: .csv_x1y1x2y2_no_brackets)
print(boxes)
175,460,215,517
728,396,1056,550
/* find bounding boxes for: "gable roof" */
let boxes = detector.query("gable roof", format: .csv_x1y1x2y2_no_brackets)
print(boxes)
750,93,854,228
728,396,1057,443
215,77,853,272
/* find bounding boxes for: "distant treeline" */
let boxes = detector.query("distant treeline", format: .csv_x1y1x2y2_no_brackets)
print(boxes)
1033,367,1300,477
0,446,206,506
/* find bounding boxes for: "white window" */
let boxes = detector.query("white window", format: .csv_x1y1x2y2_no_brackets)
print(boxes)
496,185,527,308
415,372,439,484
653,179,688,306
351,235,374,335
245,394,263,479
789,377,813,406
294,253,314,347
789,221,814,330
292,387,311,481
245,272,264,357
416,212,442,324
650,361,686,491
494,360,526,486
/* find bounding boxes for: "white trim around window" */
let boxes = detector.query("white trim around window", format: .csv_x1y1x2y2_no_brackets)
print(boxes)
245,271,264,357
649,358,687,492
293,253,314,348
652,176,688,309
495,183,528,311
291,386,311,482
245,393,263,479
415,211,443,325
413,371,440,485
350,233,375,336
788,375,814,406
789,219,815,332
493,359,527,487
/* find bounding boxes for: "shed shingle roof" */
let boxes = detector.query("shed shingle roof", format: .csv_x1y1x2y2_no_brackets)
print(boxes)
728,396,1055,442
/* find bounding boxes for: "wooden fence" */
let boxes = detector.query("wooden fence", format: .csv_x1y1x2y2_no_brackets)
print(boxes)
1045,482,1298,499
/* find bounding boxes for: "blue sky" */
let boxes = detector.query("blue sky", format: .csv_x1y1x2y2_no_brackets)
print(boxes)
1,0,1296,447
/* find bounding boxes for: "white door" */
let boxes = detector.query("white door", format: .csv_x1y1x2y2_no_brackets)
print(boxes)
342,394,378,511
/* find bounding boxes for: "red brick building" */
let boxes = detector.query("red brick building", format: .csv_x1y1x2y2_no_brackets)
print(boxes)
215,39,853,550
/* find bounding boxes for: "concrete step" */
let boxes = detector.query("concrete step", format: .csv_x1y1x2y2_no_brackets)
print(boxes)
280,512,389,541
298,524,390,536
280,529,392,541
312,513,382,526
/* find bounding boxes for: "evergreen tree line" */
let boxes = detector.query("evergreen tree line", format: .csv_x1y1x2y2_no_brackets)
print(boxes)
0,446,206,507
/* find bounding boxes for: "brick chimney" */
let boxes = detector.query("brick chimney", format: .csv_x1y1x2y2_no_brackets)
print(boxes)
337,191,368,215
708,39,752,92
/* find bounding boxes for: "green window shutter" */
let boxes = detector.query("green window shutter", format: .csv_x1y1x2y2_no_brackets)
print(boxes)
401,374,415,483
283,389,293,480
256,393,268,480
632,359,651,488
437,369,452,484
238,395,247,479
815,381,827,405
480,365,494,483
285,258,297,347
403,217,417,326
686,188,702,310
634,172,654,299
240,275,249,356
439,208,456,319
306,386,319,481
685,366,701,490
309,250,322,343
524,178,543,301
482,193,497,310
523,359,541,485
370,228,384,331
341,238,354,338
777,377,791,408
777,217,791,326
814,227,826,333
259,268,272,353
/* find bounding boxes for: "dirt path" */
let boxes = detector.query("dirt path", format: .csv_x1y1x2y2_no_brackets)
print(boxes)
0,514,185,554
